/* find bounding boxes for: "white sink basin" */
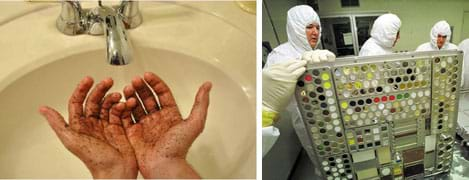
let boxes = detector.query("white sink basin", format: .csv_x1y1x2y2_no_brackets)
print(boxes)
0,2,255,178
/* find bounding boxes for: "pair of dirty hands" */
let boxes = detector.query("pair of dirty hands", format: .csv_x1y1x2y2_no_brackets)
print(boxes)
39,72,212,179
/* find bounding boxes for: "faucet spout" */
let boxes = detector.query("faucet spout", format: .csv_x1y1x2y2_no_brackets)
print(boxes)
98,7,133,65
56,0,141,66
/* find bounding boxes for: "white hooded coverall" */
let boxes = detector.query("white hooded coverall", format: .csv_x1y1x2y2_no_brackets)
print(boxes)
264,5,322,162
416,20,458,51
459,39,469,88
359,13,401,56
265,5,320,67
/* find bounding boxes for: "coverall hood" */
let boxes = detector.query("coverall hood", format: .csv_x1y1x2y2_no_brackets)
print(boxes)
286,5,321,54
370,13,401,48
430,20,452,49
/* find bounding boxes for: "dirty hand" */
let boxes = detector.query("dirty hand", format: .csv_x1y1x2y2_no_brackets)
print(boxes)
302,49,336,63
122,72,212,179
39,77,138,179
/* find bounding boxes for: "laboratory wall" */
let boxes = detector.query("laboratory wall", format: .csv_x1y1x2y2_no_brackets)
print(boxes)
263,0,469,53
318,0,469,51
262,0,304,49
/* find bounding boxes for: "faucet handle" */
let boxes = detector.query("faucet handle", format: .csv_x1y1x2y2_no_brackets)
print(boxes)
56,0,85,35
118,0,142,29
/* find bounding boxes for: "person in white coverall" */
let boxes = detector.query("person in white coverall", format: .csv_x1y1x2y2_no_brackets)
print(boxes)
459,39,469,88
416,20,461,86
262,5,335,156
416,20,458,51
359,13,401,56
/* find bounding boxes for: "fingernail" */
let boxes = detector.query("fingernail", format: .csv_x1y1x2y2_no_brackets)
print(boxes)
38,106,48,115
83,76,93,83
205,82,213,91
104,77,114,84
117,102,125,109
124,85,134,92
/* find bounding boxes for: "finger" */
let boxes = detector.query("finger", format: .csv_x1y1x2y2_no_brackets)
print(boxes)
143,72,177,108
132,76,159,113
186,82,212,134
286,60,307,72
122,97,137,129
326,52,336,62
123,85,146,121
39,106,70,139
311,52,321,63
319,53,328,62
291,67,306,79
68,76,94,121
109,102,126,125
100,92,122,125
301,51,313,60
276,59,297,67
85,78,113,118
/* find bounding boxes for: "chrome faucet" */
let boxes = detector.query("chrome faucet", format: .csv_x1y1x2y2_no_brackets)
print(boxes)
56,0,142,65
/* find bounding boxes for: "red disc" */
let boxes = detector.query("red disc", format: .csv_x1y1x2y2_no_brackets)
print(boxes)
374,97,380,103
381,96,388,102
389,95,395,101
305,74,313,81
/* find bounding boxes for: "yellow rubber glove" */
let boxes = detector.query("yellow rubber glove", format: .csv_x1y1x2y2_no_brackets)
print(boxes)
262,109,278,127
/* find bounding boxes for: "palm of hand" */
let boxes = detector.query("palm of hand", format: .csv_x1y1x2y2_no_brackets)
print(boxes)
131,107,197,164
39,77,138,178
141,107,185,157
122,72,211,178
68,116,135,177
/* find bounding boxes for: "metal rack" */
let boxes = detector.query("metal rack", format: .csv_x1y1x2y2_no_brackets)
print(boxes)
295,51,463,180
